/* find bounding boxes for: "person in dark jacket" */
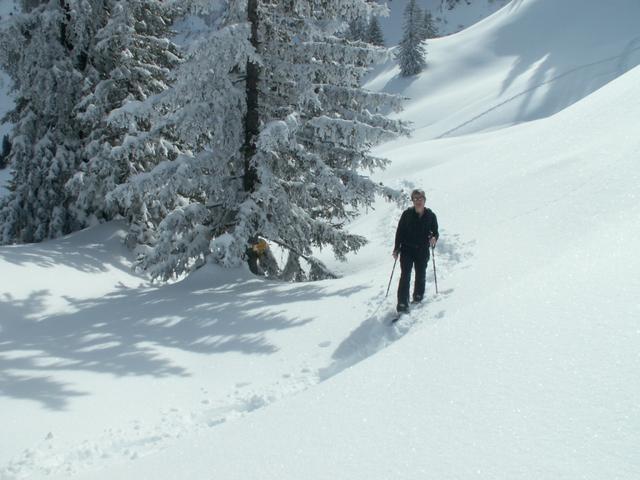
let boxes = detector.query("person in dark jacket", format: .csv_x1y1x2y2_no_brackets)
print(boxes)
392,188,439,313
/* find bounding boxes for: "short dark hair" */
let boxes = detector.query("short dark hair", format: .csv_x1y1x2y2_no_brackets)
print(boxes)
411,188,425,200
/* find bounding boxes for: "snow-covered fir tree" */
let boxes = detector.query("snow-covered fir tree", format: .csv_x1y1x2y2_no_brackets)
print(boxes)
397,0,427,77
0,1,86,242
0,135,10,169
112,0,409,281
346,15,368,43
444,0,468,10
367,16,385,46
0,0,181,243
67,0,182,227
421,9,438,40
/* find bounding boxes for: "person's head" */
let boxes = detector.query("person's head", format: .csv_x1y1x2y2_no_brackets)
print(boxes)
411,189,426,206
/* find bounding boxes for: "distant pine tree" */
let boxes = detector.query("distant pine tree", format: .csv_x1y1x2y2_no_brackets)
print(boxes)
367,16,385,46
421,9,439,40
397,0,427,77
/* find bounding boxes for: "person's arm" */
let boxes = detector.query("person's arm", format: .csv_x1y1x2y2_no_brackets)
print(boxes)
429,212,439,248
393,211,406,258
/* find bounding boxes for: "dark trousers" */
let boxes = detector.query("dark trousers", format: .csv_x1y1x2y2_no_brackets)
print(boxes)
397,247,429,307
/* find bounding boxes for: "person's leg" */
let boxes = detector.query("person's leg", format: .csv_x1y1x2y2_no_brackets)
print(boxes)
412,253,429,302
397,251,414,311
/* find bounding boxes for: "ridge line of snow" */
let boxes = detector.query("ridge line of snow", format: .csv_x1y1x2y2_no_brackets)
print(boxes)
436,45,640,138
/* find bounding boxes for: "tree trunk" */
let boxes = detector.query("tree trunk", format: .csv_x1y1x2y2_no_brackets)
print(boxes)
243,0,260,193
59,0,73,52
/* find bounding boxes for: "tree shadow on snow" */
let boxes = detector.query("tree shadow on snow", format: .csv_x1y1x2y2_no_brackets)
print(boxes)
0,274,365,410
438,1,640,138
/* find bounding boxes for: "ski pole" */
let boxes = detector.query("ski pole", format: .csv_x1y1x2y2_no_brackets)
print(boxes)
431,246,438,294
385,255,398,298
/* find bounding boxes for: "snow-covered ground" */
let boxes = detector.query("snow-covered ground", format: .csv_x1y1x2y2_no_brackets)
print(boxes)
369,0,640,139
2,0,640,478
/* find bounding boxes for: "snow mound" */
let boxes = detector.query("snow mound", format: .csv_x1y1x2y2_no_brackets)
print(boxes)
368,0,640,139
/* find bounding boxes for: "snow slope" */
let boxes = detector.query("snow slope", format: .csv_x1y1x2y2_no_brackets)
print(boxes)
369,0,640,139
378,0,511,45
2,0,640,478
58,59,640,480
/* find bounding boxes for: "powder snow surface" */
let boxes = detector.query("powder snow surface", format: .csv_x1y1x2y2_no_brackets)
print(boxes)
1,0,639,479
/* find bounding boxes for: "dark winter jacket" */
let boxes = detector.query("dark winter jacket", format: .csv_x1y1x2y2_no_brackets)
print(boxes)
394,207,439,256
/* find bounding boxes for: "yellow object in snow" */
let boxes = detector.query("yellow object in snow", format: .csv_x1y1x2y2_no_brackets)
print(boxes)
251,238,269,255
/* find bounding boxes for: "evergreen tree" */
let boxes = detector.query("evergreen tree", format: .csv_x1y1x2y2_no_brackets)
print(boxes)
67,0,182,226
397,0,427,77
0,135,10,169
346,15,368,42
0,1,86,242
367,16,385,46
112,0,409,281
0,0,181,243
421,9,438,40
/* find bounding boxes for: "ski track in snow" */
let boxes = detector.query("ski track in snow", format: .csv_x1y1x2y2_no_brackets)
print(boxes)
0,376,315,479
0,317,408,479
0,232,470,480
318,232,468,381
